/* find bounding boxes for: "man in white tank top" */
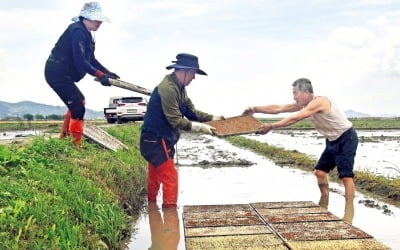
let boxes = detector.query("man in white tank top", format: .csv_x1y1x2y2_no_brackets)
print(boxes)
243,78,358,223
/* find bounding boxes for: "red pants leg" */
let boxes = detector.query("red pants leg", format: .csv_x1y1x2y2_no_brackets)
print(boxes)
148,163,161,202
147,159,178,207
159,159,178,208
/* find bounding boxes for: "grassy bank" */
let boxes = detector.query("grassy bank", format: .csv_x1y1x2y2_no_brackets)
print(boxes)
0,124,146,249
226,136,400,206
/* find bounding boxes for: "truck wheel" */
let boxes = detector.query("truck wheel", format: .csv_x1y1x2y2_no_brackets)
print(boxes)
117,117,123,124
107,118,115,124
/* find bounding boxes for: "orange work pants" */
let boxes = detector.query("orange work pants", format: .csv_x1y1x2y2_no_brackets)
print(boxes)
147,158,178,208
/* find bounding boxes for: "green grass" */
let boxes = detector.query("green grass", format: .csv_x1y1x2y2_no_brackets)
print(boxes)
226,135,400,206
0,124,146,249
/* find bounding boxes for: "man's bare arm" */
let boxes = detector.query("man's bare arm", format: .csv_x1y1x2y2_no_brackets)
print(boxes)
243,103,301,115
257,97,329,133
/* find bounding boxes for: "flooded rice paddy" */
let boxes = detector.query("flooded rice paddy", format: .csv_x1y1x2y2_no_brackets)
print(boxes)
246,129,400,178
127,131,400,249
0,130,40,139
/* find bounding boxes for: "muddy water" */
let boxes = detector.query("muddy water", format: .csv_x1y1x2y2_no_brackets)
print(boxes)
0,130,40,139
127,132,400,249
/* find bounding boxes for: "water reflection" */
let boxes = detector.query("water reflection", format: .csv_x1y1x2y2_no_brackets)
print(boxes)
318,194,329,209
148,202,180,250
318,194,354,224
343,200,355,224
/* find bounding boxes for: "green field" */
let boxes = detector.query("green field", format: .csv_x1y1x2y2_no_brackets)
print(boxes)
258,117,400,129
1,117,400,132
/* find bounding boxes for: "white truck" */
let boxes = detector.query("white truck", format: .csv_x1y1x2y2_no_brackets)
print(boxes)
104,96,147,124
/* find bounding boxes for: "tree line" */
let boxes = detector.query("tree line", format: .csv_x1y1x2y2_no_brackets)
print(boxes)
1,114,64,121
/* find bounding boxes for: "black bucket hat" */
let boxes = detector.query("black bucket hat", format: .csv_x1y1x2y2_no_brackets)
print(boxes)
166,53,207,75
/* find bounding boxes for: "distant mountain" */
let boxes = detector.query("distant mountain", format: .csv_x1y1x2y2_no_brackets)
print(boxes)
375,113,399,118
344,109,399,118
344,109,370,118
0,100,103,119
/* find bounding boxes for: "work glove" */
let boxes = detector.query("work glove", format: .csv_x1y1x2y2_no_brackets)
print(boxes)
191,122,216,135
99,74,112,86
107,71,120,79
212,115,225,121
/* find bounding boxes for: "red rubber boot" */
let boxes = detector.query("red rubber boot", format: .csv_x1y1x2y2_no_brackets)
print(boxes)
69,119,84,145
59,110,71,138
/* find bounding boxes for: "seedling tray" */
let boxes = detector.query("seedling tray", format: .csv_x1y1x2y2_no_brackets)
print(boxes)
206,115,262,137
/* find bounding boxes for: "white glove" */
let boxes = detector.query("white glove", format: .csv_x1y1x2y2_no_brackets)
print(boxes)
212,115,225,121
191,122,216,134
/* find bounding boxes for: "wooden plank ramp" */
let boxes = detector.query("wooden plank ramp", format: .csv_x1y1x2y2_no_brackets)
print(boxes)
109,78,152,96
183,201,389,250
83,123,128,152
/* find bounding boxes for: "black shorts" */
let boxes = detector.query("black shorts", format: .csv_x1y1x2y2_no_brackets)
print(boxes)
140,132,175,167
45,59,85,119
315,128,358,179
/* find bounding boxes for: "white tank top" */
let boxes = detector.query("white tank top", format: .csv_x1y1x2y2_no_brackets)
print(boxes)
308,98,352,141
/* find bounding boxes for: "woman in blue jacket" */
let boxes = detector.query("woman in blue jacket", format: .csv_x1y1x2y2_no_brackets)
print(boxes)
44,2,119,144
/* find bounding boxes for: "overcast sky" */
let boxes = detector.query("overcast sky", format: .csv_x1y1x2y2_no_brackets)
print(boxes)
1,0,400,117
